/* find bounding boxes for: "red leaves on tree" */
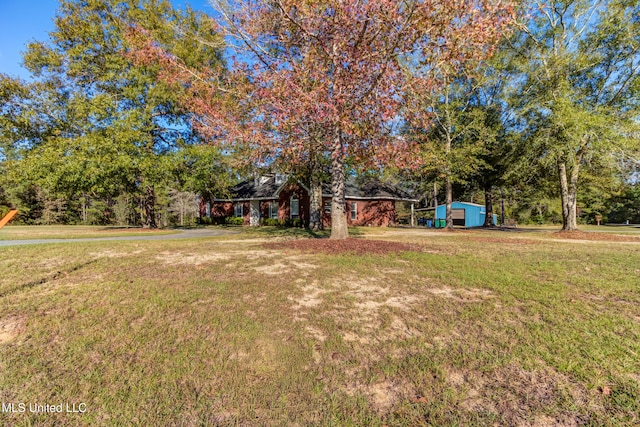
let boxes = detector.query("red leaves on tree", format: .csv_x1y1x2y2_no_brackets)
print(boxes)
127,0,515,169
127,1,515,238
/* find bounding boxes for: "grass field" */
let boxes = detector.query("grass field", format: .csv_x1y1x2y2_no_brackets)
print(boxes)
1,226,639,426
0,225,178,240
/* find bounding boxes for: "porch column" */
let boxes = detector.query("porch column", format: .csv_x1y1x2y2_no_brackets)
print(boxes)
250,200,260,226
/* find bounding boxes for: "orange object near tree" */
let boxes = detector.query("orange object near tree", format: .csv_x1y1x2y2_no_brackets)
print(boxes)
0,210,18,230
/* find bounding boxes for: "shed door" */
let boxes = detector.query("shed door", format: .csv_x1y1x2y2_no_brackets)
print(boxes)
452,209,465,226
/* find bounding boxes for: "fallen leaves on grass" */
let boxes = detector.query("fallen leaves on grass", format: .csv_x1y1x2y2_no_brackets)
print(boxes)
263,238,419,255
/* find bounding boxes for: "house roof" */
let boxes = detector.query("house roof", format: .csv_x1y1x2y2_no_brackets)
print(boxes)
322,178,417,201
215,175,417,202
226,176,284,200
229,177,282,200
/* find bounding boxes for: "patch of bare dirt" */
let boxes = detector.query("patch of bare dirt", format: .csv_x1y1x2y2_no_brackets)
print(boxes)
157,250,319,277
289,281,329,309
344,378,414,414
451,363,590,426
305,326,327,343
555,230,640,242
35,257,69,269
263,238,421,255
425,286,494,302
0,317,25,345
90,249,145,258
157,249,280,265
253,262,290,275
467,237,542,245
342,278,387,297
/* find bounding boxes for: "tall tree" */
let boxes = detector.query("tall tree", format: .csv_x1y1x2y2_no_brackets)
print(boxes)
0,0,225,228
133,0,515,238
404,46,518,229
511,0,640,231
470,56,518,228
406,68,494,229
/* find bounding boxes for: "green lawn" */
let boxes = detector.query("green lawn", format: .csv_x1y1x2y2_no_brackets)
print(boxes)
0,225,179,240
0,227,638,426
508,223,640,235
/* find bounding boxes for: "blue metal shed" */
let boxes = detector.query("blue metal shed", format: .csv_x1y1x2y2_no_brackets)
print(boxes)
435,201,497,227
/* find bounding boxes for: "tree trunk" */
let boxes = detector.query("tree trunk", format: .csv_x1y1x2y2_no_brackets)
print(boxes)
309,178,323,231
433,182,438,209
558,162,578,231
445,177,453,230
330,129,348,239
81,195,88,225
143,185,157,229
308,150,323,231
483,182,494,227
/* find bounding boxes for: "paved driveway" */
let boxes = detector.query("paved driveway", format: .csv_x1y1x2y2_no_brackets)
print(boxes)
0,228,239,247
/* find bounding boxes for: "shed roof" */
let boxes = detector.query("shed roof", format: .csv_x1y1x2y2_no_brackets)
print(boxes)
452,201,486,208
435,201,487,209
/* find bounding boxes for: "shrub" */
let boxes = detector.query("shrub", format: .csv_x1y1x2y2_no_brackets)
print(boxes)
259,218,304,227
225,216,244,226
198,216,228,225
530,215,545,225
261,218,279,226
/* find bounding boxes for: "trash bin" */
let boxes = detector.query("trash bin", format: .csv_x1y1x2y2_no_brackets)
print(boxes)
438,219,446,228
426,219,433,228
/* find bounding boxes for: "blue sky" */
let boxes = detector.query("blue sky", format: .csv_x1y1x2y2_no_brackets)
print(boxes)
0,0,213,80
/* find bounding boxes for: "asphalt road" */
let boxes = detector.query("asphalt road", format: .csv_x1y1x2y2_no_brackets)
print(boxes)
0,228,239,247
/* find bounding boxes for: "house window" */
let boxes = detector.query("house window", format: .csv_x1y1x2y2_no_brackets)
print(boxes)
275,173,286,185
351,202,357,221
324,201,331,213
205,202,211,218
234,203,243,217
269,202,278,219
290,196,299,219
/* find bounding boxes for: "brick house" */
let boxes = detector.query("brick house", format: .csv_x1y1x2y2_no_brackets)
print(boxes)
199,174,417,227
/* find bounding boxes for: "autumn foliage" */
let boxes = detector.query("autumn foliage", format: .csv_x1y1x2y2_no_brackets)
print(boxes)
129,0,515,238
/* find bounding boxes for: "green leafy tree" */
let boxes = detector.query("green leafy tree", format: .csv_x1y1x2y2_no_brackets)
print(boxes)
405,60,515,229
0,0,226,227
607,183,640,223
510,0,640,231
170,144,236,202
